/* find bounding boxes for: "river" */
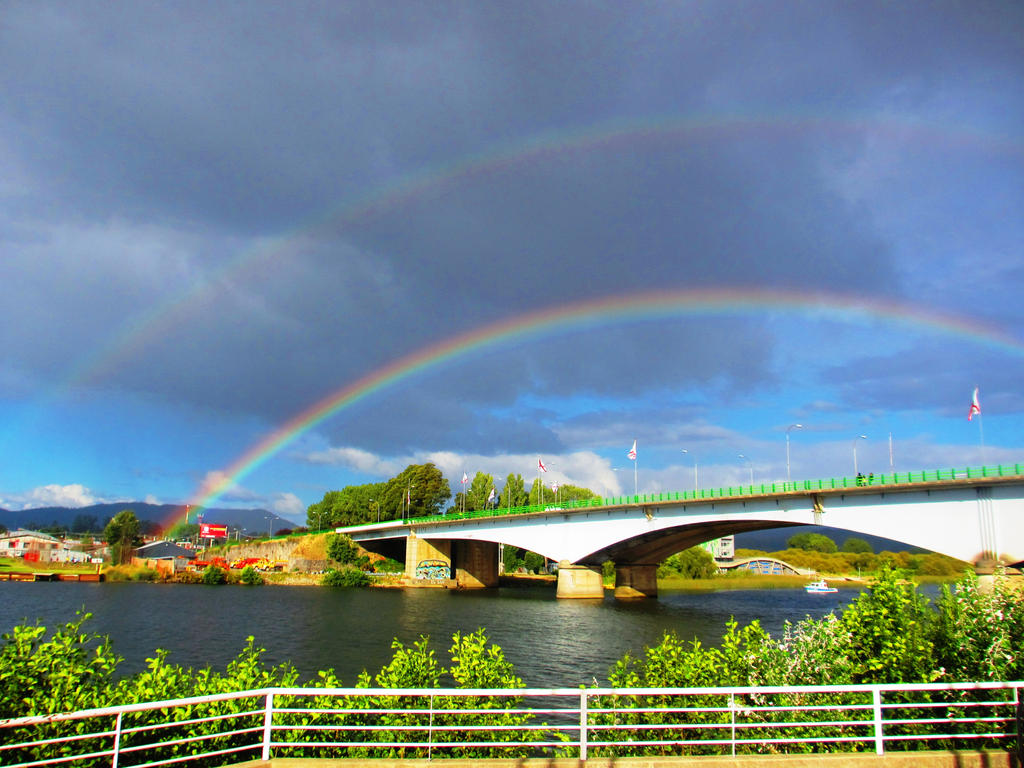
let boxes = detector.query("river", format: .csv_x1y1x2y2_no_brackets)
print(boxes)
0,581,914,687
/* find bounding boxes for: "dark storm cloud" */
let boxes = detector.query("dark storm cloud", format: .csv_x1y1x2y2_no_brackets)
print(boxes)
2,0,1021,456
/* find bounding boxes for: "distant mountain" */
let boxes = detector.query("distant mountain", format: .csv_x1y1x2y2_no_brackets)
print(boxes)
0,502,301,537
735,525,929,554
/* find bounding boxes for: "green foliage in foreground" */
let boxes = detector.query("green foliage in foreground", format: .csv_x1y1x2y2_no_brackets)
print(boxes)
2,568,1022,762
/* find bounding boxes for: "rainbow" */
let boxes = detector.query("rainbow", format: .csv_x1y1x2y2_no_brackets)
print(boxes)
167,288,1023,529
58,111,1021,397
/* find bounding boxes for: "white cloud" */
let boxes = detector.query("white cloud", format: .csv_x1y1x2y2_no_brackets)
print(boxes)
303,446,403,475
10,483,99,509
270,492,304,520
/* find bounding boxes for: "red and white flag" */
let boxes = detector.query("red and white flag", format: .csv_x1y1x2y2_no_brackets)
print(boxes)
551,481,559,492
968,387,981,421
538,458,548,473
628,439,637,461
461,472,468,485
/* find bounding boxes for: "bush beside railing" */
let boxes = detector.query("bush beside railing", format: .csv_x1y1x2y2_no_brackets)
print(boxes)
1,681,1022,766
406,463,1024,525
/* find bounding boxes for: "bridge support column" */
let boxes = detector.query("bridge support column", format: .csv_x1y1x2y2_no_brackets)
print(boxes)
452,540,499,588
404,534,452,583
614,564,658,599
555,562,605,599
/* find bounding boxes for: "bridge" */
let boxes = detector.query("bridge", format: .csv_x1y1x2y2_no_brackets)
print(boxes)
341,464,1024,599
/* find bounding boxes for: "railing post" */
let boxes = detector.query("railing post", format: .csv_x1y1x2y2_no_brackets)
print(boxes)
428,693,434,761
871,687,884,755
1016,685,1023,765
111,711,123,768
730,692,736,757
579,690,589,761
261,692,275,761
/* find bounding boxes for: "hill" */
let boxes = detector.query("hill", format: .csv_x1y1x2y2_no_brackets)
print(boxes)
0,502,301,537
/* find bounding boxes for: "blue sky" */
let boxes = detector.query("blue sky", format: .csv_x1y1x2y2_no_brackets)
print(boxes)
1,1,1022,522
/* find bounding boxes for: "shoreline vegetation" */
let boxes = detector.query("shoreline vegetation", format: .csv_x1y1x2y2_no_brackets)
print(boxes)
2,567,1023,763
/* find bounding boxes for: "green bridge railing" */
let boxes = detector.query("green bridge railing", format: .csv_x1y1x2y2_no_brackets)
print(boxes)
406,462,1024,525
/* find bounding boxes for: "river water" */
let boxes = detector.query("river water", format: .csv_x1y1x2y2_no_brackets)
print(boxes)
0,581,891,687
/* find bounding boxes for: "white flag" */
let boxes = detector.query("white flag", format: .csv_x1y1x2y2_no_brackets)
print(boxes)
628,439,637,461
461,472,468,485
487,487,496,504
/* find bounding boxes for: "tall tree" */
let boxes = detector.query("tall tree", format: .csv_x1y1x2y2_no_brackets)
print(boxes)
498,473,528,510
382,463,451,519
467,471,495,511
103,509,142,565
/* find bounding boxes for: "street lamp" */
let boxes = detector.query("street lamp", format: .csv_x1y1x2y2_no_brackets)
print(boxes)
738,454,753,485
681,449,698,490
785,424,803,483
853,435,867,476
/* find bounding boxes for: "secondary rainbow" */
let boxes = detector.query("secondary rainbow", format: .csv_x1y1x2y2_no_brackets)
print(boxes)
168,287,1023,529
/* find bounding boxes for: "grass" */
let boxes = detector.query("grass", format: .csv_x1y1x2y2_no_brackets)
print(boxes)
0,557,99,573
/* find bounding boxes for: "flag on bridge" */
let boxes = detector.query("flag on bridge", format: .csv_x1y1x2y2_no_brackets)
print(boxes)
487,487,496,505
538,458,548,472
968,387,981,421
628,439,637,461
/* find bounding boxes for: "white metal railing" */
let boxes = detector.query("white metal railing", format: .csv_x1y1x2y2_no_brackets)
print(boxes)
0,681,1021,766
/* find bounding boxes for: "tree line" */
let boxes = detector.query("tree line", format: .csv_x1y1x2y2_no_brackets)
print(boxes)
305,462,599,530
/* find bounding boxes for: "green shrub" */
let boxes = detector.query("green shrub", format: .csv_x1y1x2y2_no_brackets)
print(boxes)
373,557,404,573
322,567,370,587
201,565,227,585
239,565,263,585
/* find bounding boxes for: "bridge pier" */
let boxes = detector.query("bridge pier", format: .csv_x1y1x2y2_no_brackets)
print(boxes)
452,539,499,588
555,562,605,598
403,535,499,588
614,564,658,599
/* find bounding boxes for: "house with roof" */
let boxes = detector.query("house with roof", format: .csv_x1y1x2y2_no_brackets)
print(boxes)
132,540,197,575
0,529,61,563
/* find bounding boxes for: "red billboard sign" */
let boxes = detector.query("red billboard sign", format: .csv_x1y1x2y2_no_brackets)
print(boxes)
199,523,228,538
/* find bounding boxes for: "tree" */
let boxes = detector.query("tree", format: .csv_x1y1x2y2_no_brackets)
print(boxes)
71,514,99,534
166,522,199,541
498,474,528,510
307,482,387,529
103,510,142,565
786,532,837,553
841,537,873,554
381,463,451,519
659,547,718,579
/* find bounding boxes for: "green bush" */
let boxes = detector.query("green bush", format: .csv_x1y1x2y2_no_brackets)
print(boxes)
201,565,227,585
322,567,370,587
373,557,404,573
239,565,263,585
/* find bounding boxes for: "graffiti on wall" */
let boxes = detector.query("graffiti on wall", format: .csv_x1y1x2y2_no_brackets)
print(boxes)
415,559,451,580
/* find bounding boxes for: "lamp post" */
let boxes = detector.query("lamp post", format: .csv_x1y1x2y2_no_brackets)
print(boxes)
738,454,753,485
681,449,698,490
853,435,867,476
785,423,803,483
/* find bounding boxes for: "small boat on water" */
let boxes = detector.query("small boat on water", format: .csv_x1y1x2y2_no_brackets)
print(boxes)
805,579,838,593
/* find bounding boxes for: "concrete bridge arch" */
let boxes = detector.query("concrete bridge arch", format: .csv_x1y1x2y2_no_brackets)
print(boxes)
347,476,1024,599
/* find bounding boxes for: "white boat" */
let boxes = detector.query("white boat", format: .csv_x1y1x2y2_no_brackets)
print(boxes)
805,579,838,593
